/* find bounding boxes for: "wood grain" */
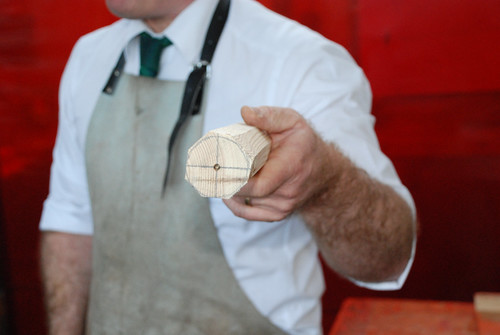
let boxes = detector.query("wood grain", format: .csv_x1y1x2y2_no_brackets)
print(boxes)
185,123,271,198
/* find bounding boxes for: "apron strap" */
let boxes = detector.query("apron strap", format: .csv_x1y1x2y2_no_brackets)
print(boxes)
99,0,231,195
103,52,126,95
162,0,231,196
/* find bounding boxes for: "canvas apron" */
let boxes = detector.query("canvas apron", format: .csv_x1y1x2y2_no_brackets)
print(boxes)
84,72,286,334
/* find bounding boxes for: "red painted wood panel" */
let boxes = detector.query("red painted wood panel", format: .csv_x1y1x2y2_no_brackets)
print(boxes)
358,0,500,97
1,1,499,334
373,92,500,157
259,0,359,56
0,1,115,333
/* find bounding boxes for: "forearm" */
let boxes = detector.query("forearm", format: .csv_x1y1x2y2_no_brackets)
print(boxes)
300,141,415,283
40,231,92,335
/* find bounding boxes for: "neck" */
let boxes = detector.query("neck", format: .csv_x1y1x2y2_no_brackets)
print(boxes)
143,0,194,33
144,17,176,33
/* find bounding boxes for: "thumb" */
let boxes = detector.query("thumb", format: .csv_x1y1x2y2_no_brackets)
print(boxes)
241,106,302,134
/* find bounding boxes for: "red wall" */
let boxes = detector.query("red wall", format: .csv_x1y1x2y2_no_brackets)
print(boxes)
1,0,499,333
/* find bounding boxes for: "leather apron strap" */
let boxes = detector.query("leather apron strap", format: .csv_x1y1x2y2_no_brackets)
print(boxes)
101,0,232,197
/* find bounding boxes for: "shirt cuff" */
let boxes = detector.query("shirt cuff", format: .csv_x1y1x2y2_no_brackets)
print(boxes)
349,234,417,291
39,199,94,235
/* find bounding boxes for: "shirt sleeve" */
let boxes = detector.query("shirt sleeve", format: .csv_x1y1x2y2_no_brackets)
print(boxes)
276,37,417,290
39,40,94,235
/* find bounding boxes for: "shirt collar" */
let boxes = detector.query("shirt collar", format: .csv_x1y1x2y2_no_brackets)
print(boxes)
125,0,220,66
164,0,220,65
116,0,221,78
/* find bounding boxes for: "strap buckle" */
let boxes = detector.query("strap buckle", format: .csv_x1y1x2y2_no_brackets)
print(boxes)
194,60,211,79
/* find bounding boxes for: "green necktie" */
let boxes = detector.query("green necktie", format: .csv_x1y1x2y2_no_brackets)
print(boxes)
139,32,172,78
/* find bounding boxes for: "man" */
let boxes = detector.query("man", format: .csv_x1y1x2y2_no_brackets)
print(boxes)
40,0,416,334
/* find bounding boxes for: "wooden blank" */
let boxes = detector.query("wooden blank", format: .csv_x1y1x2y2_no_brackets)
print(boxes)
474,292,500,316
185,123,271,199
474,292,500,335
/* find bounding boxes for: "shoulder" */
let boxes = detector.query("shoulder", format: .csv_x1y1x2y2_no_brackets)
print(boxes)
228,0,348,61
224,1,366,100
226,0,362,95
59,19,142,126
62,19,141,99
70,19,134,62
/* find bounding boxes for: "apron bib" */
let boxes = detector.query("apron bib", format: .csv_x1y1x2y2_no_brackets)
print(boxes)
84,73,286,334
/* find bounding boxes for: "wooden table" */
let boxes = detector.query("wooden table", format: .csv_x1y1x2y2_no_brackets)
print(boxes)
329,298,479,335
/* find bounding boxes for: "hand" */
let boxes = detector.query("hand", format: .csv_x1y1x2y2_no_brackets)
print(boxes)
223,106,330,222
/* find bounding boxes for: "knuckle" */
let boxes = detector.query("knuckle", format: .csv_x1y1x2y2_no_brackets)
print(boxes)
279,185,300,200
272,199,296,220
281,201,296,216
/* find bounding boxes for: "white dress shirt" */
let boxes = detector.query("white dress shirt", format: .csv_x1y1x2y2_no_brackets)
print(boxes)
40,0,416,334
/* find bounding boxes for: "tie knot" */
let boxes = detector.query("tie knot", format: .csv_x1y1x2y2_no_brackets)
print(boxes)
139,32,173,77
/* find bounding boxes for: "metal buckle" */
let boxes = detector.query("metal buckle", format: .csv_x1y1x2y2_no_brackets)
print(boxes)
194,60,211,79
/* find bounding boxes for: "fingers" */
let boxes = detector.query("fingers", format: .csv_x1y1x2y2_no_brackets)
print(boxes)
246,195,297,215
223,196,293,222
241,106,302,134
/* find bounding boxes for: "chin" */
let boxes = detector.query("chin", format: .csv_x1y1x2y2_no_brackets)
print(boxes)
105,0,143,19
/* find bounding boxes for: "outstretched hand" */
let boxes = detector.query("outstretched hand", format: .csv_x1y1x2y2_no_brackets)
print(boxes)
223,106,332,222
